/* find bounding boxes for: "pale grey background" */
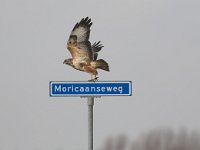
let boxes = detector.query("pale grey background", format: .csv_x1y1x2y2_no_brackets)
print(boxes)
0,0,200,149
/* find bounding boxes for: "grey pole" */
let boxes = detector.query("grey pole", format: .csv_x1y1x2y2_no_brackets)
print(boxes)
87,96,94,150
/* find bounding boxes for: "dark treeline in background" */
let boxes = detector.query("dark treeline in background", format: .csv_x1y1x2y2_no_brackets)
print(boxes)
99,128,200,150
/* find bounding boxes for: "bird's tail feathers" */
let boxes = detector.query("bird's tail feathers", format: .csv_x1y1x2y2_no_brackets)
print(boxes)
91,59,110,72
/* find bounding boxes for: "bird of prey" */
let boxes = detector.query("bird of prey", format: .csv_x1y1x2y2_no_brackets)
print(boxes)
63,17,109,81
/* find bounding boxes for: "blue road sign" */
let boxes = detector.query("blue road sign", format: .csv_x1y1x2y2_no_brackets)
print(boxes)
49,81,132,97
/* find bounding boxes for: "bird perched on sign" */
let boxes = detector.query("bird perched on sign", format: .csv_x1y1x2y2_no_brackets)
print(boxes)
63,17,109,81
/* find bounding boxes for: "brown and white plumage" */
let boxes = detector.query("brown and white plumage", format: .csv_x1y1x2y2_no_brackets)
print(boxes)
63,17,109,80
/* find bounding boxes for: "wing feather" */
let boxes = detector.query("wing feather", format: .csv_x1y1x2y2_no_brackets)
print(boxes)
70,17,92,43
67,17,94,61
76,41,93,60
92,41,104,60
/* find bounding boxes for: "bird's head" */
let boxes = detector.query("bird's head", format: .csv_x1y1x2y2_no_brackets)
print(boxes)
63,58,73,66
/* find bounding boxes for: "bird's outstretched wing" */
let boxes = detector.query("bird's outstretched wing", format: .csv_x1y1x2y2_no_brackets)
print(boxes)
67,17,93,61
92,41,104,60
70,17,92,43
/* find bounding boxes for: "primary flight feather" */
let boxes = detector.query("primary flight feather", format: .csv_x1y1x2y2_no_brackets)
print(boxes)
63,17,109,81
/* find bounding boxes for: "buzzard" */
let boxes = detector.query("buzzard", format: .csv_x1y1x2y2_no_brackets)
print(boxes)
63,17,109,81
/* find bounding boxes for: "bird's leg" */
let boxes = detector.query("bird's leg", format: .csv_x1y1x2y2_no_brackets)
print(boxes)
83,66,98,82
93,75,99,81
88,75,99,82
93,74,99,82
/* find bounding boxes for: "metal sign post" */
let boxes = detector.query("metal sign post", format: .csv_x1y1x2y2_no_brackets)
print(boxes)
87,96,94,150
49,81,132,150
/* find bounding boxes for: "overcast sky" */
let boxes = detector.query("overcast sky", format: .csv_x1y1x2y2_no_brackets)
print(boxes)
0,0,200,149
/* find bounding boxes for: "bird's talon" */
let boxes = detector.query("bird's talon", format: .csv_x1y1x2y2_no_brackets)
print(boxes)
88,77,99,82
94,77,99,81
